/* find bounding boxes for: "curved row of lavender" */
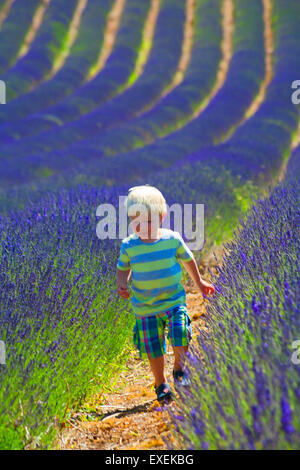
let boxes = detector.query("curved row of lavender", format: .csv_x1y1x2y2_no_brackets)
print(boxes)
170,147,300,450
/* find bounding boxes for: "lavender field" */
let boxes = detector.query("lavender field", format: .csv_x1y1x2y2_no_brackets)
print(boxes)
0,0,299,450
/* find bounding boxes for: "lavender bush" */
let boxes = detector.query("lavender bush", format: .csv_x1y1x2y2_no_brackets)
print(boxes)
171,168,300,450
0,184,135,449
286,144,300,181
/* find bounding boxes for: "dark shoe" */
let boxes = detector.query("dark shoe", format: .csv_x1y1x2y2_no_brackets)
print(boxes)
173,369,191,387
155,383,173,402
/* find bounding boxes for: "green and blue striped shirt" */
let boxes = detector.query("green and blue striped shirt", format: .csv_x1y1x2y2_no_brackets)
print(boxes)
117,228,194,317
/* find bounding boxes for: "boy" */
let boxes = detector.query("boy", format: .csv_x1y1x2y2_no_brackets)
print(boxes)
116,185,215,402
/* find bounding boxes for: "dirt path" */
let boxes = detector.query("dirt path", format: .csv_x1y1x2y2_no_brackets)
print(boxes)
56,247,223,450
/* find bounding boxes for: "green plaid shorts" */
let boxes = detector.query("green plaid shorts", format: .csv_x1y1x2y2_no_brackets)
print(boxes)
133,304,192,359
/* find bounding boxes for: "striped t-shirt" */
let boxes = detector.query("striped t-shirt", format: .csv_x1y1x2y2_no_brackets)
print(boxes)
117,228,194,317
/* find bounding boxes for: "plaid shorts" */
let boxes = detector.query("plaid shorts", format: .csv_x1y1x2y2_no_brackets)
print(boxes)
133,304,192,359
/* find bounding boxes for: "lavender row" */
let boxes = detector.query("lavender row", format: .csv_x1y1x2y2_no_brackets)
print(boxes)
286,144,300,181
0,0,113,124
0,182,134,448
0,0,42,74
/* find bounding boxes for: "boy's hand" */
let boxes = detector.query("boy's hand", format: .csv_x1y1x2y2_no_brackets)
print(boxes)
181,258,215,298
117,285,130,299
199,279,215,296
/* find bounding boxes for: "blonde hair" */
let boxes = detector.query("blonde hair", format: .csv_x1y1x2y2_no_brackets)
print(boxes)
125,185,167,218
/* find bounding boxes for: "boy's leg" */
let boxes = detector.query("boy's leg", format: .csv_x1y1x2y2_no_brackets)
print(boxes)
173,345,188,372
167,305,192,372
148,353,166,388
134,314,169,388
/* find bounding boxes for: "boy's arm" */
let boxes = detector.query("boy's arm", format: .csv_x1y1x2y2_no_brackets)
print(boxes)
116,268,131,299
181,258,215,296
175,232,215,297
116,241,131,299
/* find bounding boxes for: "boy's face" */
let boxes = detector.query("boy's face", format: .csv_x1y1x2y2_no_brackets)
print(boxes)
129,212,163,239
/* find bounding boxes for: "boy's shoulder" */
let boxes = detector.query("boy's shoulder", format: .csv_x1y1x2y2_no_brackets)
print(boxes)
120,229,181,246
160,228,181,241
120,232,138,246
